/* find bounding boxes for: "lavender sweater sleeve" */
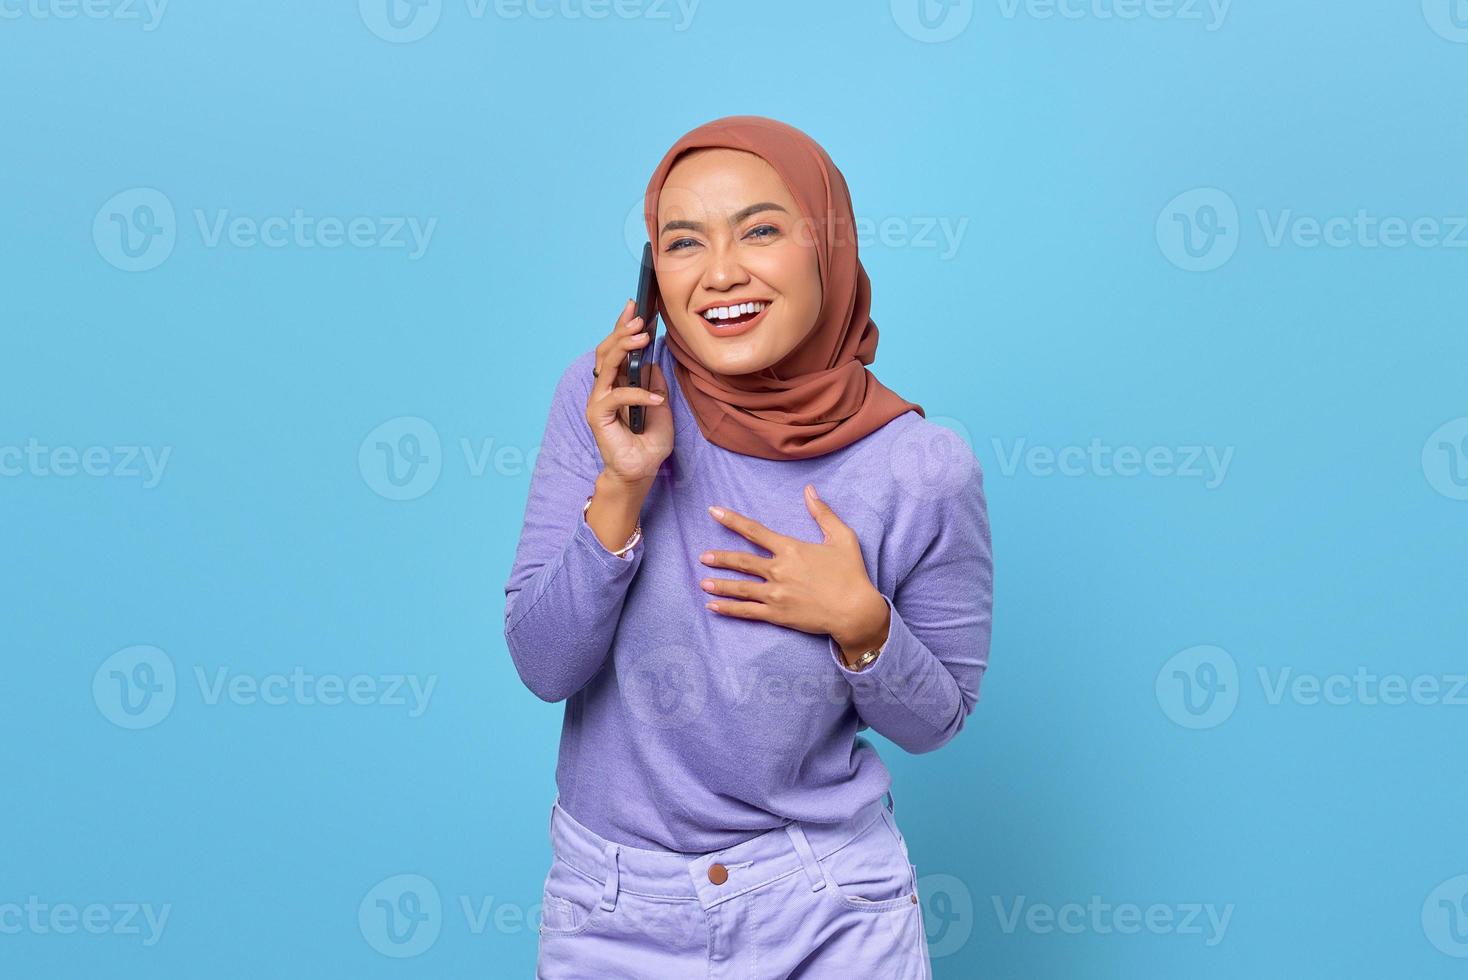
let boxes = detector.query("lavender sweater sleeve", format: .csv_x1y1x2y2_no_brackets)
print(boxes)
503,353,645,703
826,464,993,754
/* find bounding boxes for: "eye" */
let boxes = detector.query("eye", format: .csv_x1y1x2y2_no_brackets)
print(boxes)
745,224,779,241
665,237,699,253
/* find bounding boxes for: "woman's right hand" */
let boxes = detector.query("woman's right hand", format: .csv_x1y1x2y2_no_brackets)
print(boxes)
586,298,674,488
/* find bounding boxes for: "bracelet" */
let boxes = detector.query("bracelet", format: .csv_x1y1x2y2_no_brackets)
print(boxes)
847,647,882,672
583,494,642,558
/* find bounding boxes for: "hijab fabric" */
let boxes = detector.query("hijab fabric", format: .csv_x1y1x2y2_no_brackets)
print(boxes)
642,115,924,461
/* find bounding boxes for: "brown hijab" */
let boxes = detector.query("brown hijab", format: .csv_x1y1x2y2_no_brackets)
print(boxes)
642,115,924,461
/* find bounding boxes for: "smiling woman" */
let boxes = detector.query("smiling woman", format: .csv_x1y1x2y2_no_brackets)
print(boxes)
503,114,993,979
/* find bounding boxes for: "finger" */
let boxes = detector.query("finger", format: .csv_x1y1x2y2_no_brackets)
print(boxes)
594,299,636,368
697,550,771,577
704,598,771,619
593,316,646,400
803,483,853,544
708,506,785,553
699,577,768,601
592,384,665,423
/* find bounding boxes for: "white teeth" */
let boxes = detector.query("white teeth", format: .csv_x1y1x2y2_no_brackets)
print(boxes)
702,301,767,322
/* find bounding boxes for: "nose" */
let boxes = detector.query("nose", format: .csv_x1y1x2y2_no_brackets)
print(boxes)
699,240,750,292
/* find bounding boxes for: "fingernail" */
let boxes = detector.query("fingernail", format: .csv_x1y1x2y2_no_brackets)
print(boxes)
806,483,816,498
699,552,714,563
708,506,724,519
650,393,664,403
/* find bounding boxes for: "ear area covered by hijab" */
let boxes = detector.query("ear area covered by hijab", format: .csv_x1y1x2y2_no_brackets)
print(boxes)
642,115,925,462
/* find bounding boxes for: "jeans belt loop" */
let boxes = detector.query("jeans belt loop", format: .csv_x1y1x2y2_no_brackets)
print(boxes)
599,842,621,911
783,822,826,892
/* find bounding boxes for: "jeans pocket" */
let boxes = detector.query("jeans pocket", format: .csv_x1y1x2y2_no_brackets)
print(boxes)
539,856,603,937
818,814,919,913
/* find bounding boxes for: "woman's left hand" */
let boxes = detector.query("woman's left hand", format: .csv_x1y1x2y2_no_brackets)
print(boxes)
699,484,891,661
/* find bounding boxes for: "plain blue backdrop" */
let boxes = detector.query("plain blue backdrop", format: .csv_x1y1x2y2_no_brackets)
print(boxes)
4,1,1467,976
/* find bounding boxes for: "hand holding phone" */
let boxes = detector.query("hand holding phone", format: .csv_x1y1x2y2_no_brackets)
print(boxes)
584,263,673,487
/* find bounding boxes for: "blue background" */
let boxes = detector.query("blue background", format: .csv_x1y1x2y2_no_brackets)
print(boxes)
4,0,1467,976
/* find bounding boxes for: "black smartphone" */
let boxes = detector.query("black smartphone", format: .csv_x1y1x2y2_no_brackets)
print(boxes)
627,241,660,434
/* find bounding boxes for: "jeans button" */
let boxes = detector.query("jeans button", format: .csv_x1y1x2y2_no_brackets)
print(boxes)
707,863,728,885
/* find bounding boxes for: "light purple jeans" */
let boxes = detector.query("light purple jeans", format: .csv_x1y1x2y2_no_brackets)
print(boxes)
536,792,932,979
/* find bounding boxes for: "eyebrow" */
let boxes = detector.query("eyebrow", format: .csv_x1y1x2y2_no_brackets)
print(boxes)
660,202,788,235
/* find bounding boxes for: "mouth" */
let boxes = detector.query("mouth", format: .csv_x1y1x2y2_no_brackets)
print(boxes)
697,299,771,338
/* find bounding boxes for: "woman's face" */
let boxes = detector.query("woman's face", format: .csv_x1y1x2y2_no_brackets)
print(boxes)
654,148,822,376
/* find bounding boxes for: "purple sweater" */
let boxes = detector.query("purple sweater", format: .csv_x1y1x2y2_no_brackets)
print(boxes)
503,337,993,852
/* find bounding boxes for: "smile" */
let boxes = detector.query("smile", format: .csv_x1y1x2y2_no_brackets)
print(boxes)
698,300,770,338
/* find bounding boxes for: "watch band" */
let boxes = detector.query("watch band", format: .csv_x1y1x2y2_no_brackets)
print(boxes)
583,495,642,558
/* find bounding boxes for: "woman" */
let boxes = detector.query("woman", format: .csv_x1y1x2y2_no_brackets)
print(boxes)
503,115,993,978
